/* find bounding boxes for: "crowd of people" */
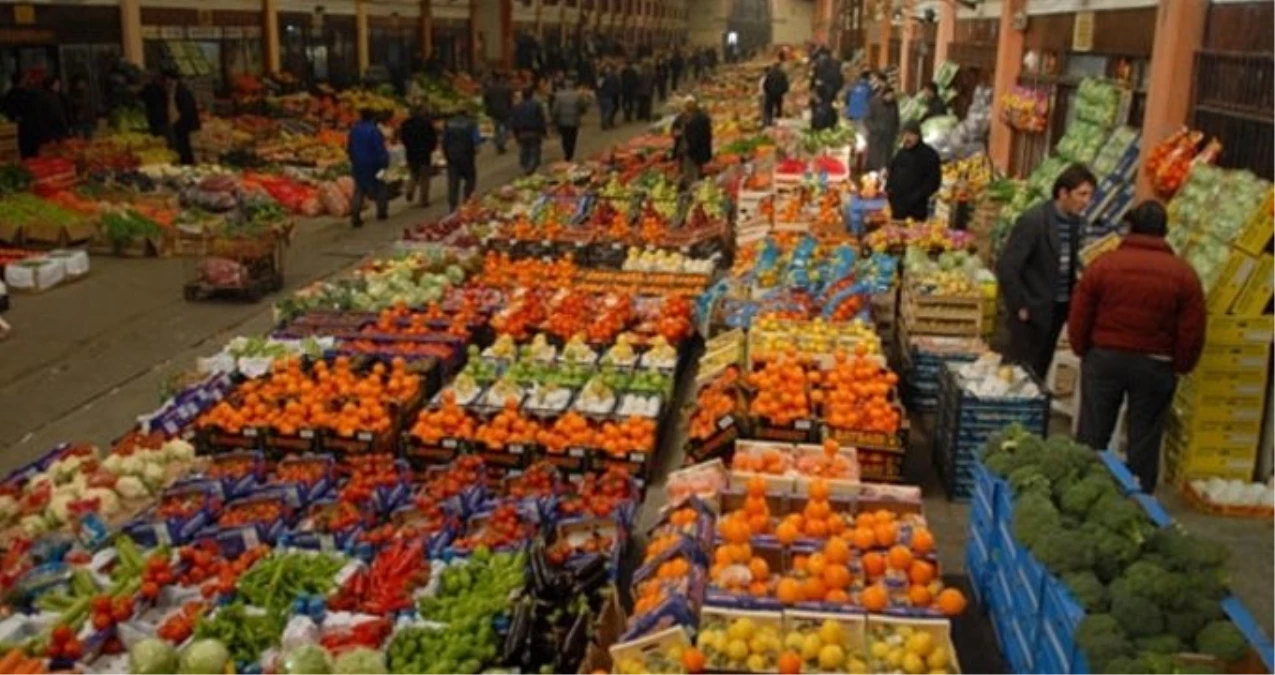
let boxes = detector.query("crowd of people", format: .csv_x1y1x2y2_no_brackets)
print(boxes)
1,70,98,159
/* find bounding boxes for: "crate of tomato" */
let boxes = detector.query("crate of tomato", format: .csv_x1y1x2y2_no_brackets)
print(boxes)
123,481,222,548
207,488,294,557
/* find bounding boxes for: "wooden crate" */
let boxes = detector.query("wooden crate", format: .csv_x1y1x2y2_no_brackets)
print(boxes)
900,283,983,337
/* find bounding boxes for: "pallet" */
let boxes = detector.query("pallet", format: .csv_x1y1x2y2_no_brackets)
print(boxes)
183,270,283,302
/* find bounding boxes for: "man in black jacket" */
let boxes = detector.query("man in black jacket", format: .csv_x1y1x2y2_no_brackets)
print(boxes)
636,61,655,121
669,50,684,92
620,61,639,123
996,163,1098,379
441,109,479,212
482,72,513,154
761,62,788,127
813,51,844,105
679,96,712,186
885,121,940,222
597,65,620,130
398,104,437,207
169,72,201,165
509,88,548,175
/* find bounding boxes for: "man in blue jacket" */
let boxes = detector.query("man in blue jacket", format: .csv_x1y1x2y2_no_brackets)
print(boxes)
442,108,481,212
346,108,389,228
844,70,873,122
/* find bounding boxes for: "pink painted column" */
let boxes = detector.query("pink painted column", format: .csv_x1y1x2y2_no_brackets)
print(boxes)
933,0,955,71
899,0,915,92
988,0,1025,172
1135,0,1208,199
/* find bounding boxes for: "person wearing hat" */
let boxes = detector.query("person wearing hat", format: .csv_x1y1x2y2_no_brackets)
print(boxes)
1068,201,1206,491
884,120,941,222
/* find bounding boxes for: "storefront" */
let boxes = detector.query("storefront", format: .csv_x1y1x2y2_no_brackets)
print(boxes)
139,8,264,102
368,14,420,91
278,10,358,89
1191,1,1273,180
0,3,122,122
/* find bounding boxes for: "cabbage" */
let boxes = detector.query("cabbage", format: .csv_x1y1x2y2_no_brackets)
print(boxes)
180,639,230,674
283,644,333,674
130,637,179,674
332,648,386,674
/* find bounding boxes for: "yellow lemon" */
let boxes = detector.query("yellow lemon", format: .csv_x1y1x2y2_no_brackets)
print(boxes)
903,652,926,674
729,618,757,642
785,632,806,652
746,654,768,672
926,646,950,670
818,644,845,670
818,620,844,646
906,632,935,658
727,639,750,662
871,641,891,659
848,657,870,674
801,634,824,661
749,636,770,655
887,648,905,669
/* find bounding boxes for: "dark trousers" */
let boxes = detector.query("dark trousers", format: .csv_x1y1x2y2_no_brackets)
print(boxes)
174,130,195,165
446,162,476,212
763,95,783,126
600,97,617,129
671,72,681,91
1076,347,1177,490
518,138,542,175
1009,301,1069,381
638,95,653,121
351,179,387,226
622,96,635,121
404,161,432,206
558,125,579,161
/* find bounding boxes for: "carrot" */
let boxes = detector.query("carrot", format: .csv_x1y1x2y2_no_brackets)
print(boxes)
0,649,24,673
13,657,44,674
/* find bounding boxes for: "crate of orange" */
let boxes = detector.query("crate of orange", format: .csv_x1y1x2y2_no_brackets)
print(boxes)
403,390,480,470
744,356,820,444
729,441,799,494
629,548,709,638
685,367,744,466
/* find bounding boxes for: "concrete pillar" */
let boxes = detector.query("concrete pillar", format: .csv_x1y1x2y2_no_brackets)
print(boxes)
898,0,914,92
356,0,369,74
987,0,1024,172
264,0,281,73
933,0,954,72
472,0,482,66
501,0,513,68
877,0,891,71
425,4,435,60
1136,0,1208,199
120,0,143,67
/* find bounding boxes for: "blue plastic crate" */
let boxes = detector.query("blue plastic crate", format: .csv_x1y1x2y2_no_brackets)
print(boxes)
966,523,995,600
1036,579,1087,674
1011,541,1047,620
1098,449,1143,495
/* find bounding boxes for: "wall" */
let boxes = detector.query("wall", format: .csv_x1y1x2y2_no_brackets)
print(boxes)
473,0,502,62
1204,1,1274,53
687,0,730,47
771,0,813,46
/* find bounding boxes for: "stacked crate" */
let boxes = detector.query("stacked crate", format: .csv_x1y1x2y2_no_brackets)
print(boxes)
901,333,984,412
900,281,983,338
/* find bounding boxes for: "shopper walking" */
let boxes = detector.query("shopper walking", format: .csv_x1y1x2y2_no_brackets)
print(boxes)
68,75,97,139
863,86,899,172
996,163,1097,379
812,50,844,105
920,82,947,120
398,104,437,207
636,61,655,122
620,61,639,122
441,108,479,212
669,49,684,92
346,108,390,227
655,55,669,102
482,71,513,154
510,87,548,175
597,64,620,129
885,121,941,221
844,70,872,123
1068,202,1206,490
679,96,712,186
550,79,588,162
761,61,789,127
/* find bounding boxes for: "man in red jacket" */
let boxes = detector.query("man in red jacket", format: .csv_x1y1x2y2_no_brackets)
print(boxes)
1068,202,1206,490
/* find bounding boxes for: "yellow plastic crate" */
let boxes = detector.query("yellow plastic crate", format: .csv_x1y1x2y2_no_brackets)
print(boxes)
1167,417,1262,453
1205,314,1275,346
1179,370,1270,400
1232,253,1273,317
1165,442,1259,483
1195,344,1272,373
1173,395,1267,424
1206,248,1258,313
1233,188,1274,256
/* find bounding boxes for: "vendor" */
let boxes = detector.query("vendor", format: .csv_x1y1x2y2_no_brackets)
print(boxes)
884,121,941,222
864,86,898,172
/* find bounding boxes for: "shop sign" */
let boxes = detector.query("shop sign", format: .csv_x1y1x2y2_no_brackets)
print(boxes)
0,27,52,44
187,26,223,40
141,25,162,39
224,26,244,39
161,26,186,39
1071,10,1094,52
13,3,34,26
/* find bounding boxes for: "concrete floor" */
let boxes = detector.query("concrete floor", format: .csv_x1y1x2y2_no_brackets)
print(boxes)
1,108,1270,647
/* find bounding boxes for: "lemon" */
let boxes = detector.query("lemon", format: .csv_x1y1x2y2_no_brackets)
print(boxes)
618,658,643,674
749,636,770,655
887,647,905,669
729,618,757,642
667,645,684,665
870,641,891,659
848,657,870,674
926,646,950,670
785,632,806,652
929,670,950,675
903,652,926,674
818,620,844,646
727,639,750,662
818,644,845,670
906,632,935,658
746,654,768,672
801,634,824,661
896,625,915,638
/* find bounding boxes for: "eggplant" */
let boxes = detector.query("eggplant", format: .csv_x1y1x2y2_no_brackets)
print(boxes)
555,609,592,673
502,596,535,666
529,539,553,595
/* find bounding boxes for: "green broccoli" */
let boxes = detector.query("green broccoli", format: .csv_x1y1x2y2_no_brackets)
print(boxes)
1100,656,1151,674
1037,438,1099,483
1109,583,1166,638
1012,492,1061,549
1061,570,1108,612
1088,492,1154,545
982,423,1041,476
1116,561,1185,609
1164,592,1224,642
1008,464,1052,496
1081,521,1142,582
1194,620,1248,662
1032,524,1095,575
1059,472,1119,518
1134,634,1183,654
1076,614,1134,672
1146,527,1230,573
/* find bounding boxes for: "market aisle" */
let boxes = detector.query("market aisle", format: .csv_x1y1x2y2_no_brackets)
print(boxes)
0,115,656,464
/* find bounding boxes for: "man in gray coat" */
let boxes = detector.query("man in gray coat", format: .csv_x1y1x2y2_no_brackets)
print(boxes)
864,86,899,172
551,80,589,162
996,163,1098,379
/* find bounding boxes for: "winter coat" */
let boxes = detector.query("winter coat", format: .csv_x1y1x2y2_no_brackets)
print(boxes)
550,88,588,128
864,95,899,171
347,120,389,188
482,81,514,122
885,141,942,221
996,201,1083,333
683,110,712,165
1068,234,1207,373
399,114,437,165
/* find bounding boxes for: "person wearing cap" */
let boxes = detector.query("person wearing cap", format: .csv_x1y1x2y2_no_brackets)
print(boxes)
884,121,940,222
1068,201,1206,490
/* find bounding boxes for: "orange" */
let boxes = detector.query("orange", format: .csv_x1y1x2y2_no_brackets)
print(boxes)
806,553,828,578
936,588,967,616
886,545,913,571
730,543,753,564
854,512,876,529
825,588,851,604
749,557,771,581
861,583,889,612
821,536,849,565
808,479,830,501
804,518,829,538
850,527,876,550
826,513,847,536
908,584,933,607
747,475,768,497
776,577,804,604
911,527,936,555
862,552,886,578
823,564,852,591
749,581,769,597
748,514,770,534
744,496,768,516
682,647,706,674
804,500,831,521
791,555,809,573
874,522,898,547
778,651,803,674
908,559,936,585
776,521,800,545
872,509,896,524
722,518,750,545
801,576,828,602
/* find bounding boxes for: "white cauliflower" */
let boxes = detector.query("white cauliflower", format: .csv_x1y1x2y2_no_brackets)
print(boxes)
47,494,74,525
101,454,124,474
84,488,120,516
119,455,144,476
0,495,18,524
49,456,85,482
163,439,196,462
115,476,148,500
19,514,47,537
142,462,166,488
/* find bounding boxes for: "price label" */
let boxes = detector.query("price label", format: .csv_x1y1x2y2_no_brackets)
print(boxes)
568,447,585,457
243,427,258,437
442,438,457,449
509,444,524,455
794,420,811,430
300,429,314,439
717,415,735,430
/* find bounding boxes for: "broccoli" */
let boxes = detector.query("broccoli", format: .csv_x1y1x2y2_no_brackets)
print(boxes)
1116,561,1185,609
1032,524,1095,575
1012,492,1061,549
1081,521,1142,582
982,424,1042,476
1008,464,1052,496
1037,437,1099,483
1088,492,1154,545
1059,472,1119,518
1100,656,1151,674
1109,583,1166,638
1061,570,1108,612
1134,634,1183,654
1164,592,1224,642
1194,621,1248,662
1076,614,1134,672
1146,527,1230,575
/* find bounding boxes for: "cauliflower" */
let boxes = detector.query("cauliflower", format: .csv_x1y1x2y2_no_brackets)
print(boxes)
142,462,166,488
115,476,149,500
119,455,144,476
19,514,48,537
47,494,74,524
102,454,124,474
50,456,85,482
0,495,17,523
84,488,120,517
163,440,195,462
